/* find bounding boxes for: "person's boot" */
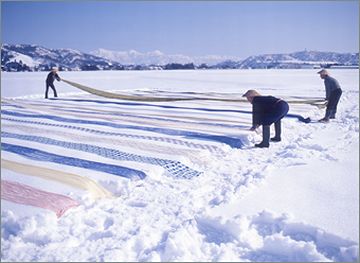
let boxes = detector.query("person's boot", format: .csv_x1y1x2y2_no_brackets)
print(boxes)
271,120,281,142
320,110,331,122
329,110,336,119
255,125,270,148
319,117,329,123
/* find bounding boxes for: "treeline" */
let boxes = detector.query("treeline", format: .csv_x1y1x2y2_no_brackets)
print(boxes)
1,61,219,72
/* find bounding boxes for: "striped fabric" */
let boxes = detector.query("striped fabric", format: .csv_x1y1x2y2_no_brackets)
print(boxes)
2,132,202,179
1,110,244,148
2,117,225,155
1,143,147,180
1,89,318,219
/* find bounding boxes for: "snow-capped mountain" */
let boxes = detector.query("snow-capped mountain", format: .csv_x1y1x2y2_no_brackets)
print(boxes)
90,48,238,66
238,50,359,69
1,44,123,72
1,44,358,72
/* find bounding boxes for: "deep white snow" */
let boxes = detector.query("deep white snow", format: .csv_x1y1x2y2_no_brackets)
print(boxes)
1,69,359,262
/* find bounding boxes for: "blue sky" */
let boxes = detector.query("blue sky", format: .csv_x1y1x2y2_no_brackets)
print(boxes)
1,1,359,58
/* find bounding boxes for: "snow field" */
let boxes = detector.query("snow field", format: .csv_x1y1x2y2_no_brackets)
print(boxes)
1,69,358,261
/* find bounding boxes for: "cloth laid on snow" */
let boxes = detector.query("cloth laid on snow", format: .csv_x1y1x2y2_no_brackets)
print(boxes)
3,124,210,166
6,99,251,130
2,117,225,155
1,143,147,180
1,159,113,199
2,110,244,148
47,98,314,123
6,99,249,137
1,179,79,218
20,98,251,126
17,101,248,136
1,132,202,179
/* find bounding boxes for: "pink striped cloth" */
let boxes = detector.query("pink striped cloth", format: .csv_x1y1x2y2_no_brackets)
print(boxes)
1,180,80,218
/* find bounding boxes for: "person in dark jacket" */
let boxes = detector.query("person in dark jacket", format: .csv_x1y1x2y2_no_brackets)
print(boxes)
317,69,342,122
243,90,289,148
45,67,61,99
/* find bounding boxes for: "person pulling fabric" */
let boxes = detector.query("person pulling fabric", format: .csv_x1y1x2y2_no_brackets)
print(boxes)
243,89,289,148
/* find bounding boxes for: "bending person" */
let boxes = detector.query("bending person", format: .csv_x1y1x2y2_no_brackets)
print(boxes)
243,90,289,148
45,67,61,99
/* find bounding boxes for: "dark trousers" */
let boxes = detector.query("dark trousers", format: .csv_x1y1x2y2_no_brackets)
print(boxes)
326,89,342,118
45,82,58,98
258,101,289,141
262,101,290,125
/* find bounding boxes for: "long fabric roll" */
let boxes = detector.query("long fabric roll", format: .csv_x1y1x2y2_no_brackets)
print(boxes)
62,79,197,102
62,79,326,106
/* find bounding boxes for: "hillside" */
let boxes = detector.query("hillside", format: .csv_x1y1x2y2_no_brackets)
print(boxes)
1,44,358,71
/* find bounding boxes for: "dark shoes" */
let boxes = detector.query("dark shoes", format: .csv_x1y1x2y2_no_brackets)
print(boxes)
255,137,280,148
319,117,329,123
270,137,281,142
255,142,269,148
254,125,283,148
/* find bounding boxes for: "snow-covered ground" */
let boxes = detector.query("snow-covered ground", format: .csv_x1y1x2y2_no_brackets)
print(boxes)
1,69,359,262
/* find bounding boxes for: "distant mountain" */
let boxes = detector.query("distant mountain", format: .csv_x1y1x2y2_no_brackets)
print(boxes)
90,48,238,66
238,50,359,69
1,44,124,72
1,44,358,72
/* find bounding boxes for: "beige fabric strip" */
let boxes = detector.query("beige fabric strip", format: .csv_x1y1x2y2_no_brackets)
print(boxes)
62,79,326,106
62,79,197,102
1,159,113,199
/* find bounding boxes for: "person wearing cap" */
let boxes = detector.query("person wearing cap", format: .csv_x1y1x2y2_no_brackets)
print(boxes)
317,69,342,122
243,90,289,148
45,67,61,99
